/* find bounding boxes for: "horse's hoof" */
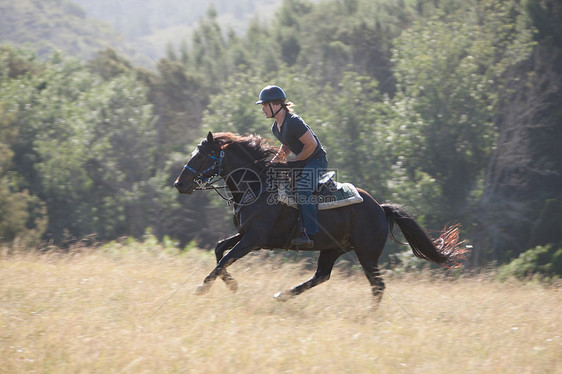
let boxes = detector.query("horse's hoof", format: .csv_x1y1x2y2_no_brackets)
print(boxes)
195,283,211,295
226,280,238,293
273,291,293,302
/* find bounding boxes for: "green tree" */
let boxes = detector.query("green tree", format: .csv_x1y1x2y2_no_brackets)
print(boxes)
390,1,534,225
0,48,47,246
472,0,562,264
0,105,39,244
190,5,229,88
322,72,383,188
0,49,175,243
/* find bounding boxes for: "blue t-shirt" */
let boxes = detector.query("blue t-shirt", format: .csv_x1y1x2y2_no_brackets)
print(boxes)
271,112,325,159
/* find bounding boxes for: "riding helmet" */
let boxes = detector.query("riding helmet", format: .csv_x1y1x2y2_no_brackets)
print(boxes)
256,85,286,104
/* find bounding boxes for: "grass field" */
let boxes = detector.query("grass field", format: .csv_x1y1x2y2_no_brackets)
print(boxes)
1,242,561,373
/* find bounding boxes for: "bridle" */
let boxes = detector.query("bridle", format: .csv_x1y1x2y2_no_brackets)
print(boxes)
182,145,271,204
183,146,226,193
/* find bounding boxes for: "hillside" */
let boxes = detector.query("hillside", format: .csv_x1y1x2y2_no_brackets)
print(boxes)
0,0,285,65
72,0,285,60
0,0,136,62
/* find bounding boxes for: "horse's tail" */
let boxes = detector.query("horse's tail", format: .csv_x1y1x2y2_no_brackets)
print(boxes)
381,203,468,267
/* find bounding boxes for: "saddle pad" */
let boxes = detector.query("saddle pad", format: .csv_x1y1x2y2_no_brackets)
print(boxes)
277,182,363,210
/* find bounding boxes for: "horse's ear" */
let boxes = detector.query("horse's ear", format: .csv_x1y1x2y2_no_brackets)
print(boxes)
207,131,214,144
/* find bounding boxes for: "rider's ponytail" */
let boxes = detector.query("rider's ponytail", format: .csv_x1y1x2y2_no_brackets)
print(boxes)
270,99,295,113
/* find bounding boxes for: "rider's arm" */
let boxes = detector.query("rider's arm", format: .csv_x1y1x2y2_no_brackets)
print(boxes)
293,130,317,161
272,144,291,163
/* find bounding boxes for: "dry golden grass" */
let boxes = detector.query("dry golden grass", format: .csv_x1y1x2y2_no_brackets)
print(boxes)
1,244,561,374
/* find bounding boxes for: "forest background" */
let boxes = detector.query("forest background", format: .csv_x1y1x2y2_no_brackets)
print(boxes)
0,0,561,274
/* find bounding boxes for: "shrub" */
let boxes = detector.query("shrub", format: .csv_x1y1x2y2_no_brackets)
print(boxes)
498,244,562,281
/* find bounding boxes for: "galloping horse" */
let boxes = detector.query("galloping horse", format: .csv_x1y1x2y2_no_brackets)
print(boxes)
175,132,466,304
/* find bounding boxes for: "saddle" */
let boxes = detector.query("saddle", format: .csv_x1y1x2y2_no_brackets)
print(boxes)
276,171,363,210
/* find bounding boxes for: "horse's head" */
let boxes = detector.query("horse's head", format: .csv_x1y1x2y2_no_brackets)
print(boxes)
174,132,223,194
175,131,280,196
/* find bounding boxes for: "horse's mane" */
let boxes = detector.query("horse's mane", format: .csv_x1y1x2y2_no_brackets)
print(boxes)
205,132,280,162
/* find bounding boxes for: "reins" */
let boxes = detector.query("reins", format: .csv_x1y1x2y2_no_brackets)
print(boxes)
195,183,232,202
186,149,270,204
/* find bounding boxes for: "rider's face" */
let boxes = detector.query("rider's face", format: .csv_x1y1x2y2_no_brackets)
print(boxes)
261,103,271,118
261,102,280,118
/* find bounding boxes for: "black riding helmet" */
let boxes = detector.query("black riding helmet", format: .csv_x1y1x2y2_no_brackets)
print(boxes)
256,85,287,118
256,85,286,104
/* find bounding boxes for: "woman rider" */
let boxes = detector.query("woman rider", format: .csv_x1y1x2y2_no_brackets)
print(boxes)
256,85,328,248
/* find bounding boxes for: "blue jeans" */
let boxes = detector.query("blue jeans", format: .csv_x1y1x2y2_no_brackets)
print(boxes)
296,155,328,236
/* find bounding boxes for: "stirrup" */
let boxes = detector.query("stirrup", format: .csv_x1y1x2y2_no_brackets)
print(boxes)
291,234,314,248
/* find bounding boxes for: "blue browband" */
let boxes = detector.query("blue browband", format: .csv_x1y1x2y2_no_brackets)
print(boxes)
183,149,225,185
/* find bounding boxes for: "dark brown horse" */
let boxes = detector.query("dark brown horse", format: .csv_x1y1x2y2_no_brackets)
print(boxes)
174,132,466,303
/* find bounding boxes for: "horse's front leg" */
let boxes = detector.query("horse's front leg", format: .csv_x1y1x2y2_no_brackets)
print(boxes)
196,235,258,295
215,233,243,292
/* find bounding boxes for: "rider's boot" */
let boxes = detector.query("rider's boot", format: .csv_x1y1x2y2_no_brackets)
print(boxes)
291,232,314,248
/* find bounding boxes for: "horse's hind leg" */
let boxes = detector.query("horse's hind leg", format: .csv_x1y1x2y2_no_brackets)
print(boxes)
214,233,242,292
355,249,385,306
363,264,385,305
274,249,343,302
